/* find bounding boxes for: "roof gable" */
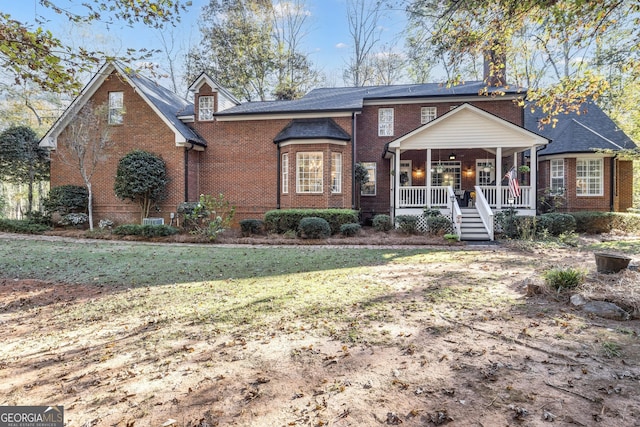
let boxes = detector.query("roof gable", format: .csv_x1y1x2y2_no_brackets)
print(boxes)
41,62,205,149
188,73,241,108
387,103,548,151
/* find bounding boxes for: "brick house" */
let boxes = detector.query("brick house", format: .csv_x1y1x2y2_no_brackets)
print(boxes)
40,62,636,240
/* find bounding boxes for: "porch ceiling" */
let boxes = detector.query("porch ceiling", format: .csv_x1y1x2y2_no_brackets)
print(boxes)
387,103,549,152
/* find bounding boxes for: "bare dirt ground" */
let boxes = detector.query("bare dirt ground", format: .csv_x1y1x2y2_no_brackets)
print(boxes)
1,233,640,426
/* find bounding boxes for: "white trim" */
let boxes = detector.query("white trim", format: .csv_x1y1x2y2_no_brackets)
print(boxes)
539,152,614,161
216,111,353,121
278,139,348,148
363,94,522,106
188,73,241,105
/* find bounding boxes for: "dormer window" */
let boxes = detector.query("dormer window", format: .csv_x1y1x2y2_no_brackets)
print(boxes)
199,96,214,121
108,91,124,124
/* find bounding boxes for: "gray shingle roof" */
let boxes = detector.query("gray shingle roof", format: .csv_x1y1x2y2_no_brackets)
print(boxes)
126,69,206,146
526,101,636,156
273,118,351,143
217,81,524,116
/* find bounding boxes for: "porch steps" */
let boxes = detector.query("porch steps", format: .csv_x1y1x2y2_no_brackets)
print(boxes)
459,208,490,241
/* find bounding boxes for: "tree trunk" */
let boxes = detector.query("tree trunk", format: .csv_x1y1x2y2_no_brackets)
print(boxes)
87,182,94,231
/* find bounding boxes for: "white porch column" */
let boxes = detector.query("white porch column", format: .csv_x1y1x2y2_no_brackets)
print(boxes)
426,148,432,207
529,145,537,210
394,147,401,215
495,147,503,208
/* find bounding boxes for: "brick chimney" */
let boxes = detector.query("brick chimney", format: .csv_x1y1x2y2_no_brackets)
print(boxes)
483,44,507,87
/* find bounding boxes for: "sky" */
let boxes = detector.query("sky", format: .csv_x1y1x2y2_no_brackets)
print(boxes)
3,0,408,93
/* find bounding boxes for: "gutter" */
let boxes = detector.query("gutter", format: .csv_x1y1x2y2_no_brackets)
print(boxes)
184,143,195,201
276,143,281,209
610,156,615,212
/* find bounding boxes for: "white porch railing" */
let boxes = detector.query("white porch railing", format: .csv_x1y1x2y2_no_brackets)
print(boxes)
474,185,494,241
398,185,533,209
447,186,462,237
477,186,532,208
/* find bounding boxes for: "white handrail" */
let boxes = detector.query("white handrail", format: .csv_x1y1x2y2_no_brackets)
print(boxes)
447,186,462,237
474,185,494,241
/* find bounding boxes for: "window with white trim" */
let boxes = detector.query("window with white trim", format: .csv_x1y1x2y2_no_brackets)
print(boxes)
199,96,214,121
361,162,376,196
550,159,565,194
378,108,394,136
576,158,603,196
281,153,289,194
108,91,124,124
296,152,323,193
331,152,342,193
421,106,437,124
432,161,461,190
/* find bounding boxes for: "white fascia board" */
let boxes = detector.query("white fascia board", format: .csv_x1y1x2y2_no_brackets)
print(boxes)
216,111,353,121
188,73,241,105
278,139,348,148
39,62,117,148
539,152,613,161
176,141,205,151
363,94,522,106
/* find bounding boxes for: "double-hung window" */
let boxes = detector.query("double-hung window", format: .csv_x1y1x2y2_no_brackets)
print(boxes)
576,158,603,196
378,108,394,136
331,152,342,193
281,153,289,194
550,159,565,194
360,162,376,196
421,107,437,124
199,96,214,121
108,91,124,125
297,152,323,193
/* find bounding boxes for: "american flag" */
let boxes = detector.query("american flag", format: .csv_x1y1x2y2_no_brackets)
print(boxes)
505,167,521,199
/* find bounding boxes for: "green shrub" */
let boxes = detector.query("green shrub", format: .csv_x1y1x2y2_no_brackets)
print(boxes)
239,219,264,236
60,212,89,227
395,215,419,234
537,213,576,236
0,219,51,234
182,194,235,240
543,267,585,291
298,217,331,239
113,224,179,237
25,211,51,225
264,209,358,234
423,208,442,217
43,185,88,215
426,215,451,235
372,214,392,232
340,223,361,237
571,211,640,234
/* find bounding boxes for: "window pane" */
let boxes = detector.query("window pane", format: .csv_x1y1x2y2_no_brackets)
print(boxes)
199,96,214,121
296,152,323,193
432,161,461,189
331,153,342,193
576,159,602,196
108,92,123,124
421,107,437,124
550,159,564,194
378,108,394,136
282,153,289,194
361,162,376,196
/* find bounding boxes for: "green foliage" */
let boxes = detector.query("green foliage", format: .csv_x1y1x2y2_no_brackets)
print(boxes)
538,188,566,213
395,215,419,234
239,219,264,236
423,208,442,217
444,233,459,242
182,194,236,240
43,185,89,215
537,213,577,236
113,224,179,237
543,267,585,291
60,213,89,227
114,150,169,222
426,215,451,235
354,163,370,187
25,210,51,225
340,223,361,237
571,211,640,234
264,209,358,235
298,217,331,239
0,218,51,234
372,214,392,232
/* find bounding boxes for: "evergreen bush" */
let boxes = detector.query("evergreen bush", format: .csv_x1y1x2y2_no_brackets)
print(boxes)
537,213,576,236
372,214,392,232
340,223,361,237
239,219,264,236
264,209,358,234
298,217,331,239
43,185,88,216
395,215,419,234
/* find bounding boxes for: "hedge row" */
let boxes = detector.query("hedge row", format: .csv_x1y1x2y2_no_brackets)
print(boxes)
264,209,358,234
570,212,640,234
0,219,51,234
113,224,180,237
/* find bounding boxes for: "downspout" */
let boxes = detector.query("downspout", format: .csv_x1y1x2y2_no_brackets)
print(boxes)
184,142,195,201
610,156,615,212
351,111,360,209
276,143,281,209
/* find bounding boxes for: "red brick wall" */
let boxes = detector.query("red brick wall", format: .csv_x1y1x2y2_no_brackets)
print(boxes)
616,159,634,211
50,70,187,225
356,99,523,216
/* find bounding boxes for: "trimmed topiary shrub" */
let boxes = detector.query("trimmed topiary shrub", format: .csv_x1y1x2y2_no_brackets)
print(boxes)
395,215,419,234
43,185,88,216
537,213,576,236
298,217,331,239
264,209,358,234
372,214,392,232
240,219,264,236
340,222,361,237
426,215,451,235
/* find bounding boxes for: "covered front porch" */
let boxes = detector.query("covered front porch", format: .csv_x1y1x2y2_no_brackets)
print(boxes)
385,103,550,240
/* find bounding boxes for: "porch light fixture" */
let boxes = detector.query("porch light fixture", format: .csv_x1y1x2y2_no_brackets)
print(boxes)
449,152,456,160
413,167,424,178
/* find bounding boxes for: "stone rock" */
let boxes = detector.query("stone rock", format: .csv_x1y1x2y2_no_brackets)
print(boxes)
570,294,588,306
581,301,630,321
